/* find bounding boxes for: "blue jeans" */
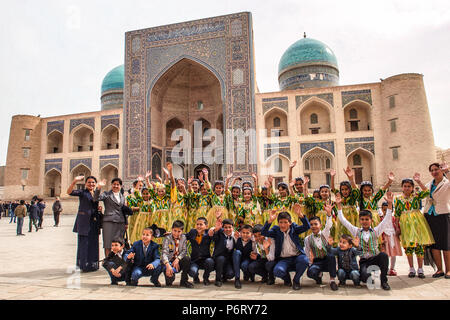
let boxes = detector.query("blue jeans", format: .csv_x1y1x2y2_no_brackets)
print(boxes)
307,255,337,281
273,255,309,284
189,258,215,280
130,265,162,284
16,217,24,235
214,255,234,281
337,269,360,285
10,211,16,223
232,250,251,279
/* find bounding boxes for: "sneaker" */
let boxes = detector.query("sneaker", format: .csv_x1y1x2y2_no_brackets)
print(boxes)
388,269,397,276
330,281,338,291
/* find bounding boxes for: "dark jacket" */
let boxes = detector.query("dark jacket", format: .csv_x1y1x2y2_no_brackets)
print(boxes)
124,240,160,269
70,189,100,236
29,204,39,220
327,247,362,271
37,202,46,215
102,250,130,273
212,229,236,258
52,201,62,213
261,217,310,259
186,229,213,262
235,238,253,261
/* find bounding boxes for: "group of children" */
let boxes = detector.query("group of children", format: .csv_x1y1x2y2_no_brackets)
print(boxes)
102,161,437,291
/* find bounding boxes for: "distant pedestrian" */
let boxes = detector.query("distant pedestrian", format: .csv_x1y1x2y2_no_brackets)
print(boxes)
37,198,46,229
52,197,63,227
9,201,18,223
28,200,39,232
15,200,27,236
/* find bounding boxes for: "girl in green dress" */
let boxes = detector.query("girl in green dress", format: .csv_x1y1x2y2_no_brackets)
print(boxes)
129,187,153,244
126,178,144,241
239,187,264,227
395,174,435,278
267,179,299,227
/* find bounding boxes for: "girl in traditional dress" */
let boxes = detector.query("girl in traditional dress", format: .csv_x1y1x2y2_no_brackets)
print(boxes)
395,174,435,278
126,178,144,241
129,187,153,243
148,178,172,245
331,168,360,237
167,163,189,231
378,201,402,276
206,179,231,228
312,190,321,201
256,182,274,224
186,177,200,231
358,172,395,229
267,176,299,227
311,184,338,245
238,187,265,227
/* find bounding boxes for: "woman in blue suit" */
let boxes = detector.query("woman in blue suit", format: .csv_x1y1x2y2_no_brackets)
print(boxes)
68,175,101,272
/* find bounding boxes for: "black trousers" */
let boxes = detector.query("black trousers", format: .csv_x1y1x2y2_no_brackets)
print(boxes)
214,254,234,281
189,257,215,280
359,252,389,284
38,212,43,228
163,256,191,283
54,212,60,226
248,258,269,278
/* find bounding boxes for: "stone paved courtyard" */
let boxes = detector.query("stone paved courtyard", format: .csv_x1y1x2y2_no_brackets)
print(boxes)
0,214,449,300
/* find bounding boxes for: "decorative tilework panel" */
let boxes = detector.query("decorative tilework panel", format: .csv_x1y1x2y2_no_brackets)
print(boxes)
345,143,375,156
70,118,95,132
146,21,225,43
132,36,141,54
263,101,288,114
341,89,372,107
131,82,140,97
232,68,244,85
100,154,119,160
45,158,63,164
100,159,119,170
70,158,92,171
47,120,64,135
262,97,288,103
101,115,120,130
129,154,141,177
45,163,62,174
132,59,140,74
230,19,242,37
264,148,291,161
295,93,334,108
300,141,335,157
344,137,374,143
232,89,246,113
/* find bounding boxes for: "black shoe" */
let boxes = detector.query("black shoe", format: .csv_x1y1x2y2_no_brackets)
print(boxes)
250,274,255,282
152,281,162,287
165,276,175,286
432,271,444,278
292,282,301,290
267,277,275,285
193,276,200,284
315,277,322,285
381,282,391,290
330,281,338,291
181,280,194,288
243,274,249,281
215,280,223,287
235,279,242,289
261,276,268,283
128,281,138,286
203,278,211,286
284,280,292,287
408,272,416,278
445,274,450,279
418,272,425,279
111,281,118,285
339,281,345,286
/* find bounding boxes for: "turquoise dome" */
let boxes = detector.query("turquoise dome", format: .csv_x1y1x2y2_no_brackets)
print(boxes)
278,38,338,74
101,65,124,93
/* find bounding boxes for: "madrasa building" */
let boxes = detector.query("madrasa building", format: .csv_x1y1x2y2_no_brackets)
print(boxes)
2,12,438,200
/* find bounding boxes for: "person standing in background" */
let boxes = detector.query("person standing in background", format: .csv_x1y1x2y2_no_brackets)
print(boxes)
15,200,27,236
37,198,46,229
52,197,63,227
9,201,18,224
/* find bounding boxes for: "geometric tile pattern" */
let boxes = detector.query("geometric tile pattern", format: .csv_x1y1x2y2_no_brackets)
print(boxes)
123,12,256,181
70,118,95,132
341,89,372,107
295,93,334,108
46,120,64,135
300,141,335,157
70,158,92,172
101,114,120,130
345,142,375,156
44,158,63,174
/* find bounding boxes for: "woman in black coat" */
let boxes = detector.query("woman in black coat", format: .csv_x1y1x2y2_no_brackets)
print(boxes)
67,175,101,272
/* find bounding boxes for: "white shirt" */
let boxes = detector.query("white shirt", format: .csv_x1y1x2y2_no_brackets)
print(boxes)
113,192,121,204
280,228,300,258
253,238,276,261
304,215,332,260
225,233,234,251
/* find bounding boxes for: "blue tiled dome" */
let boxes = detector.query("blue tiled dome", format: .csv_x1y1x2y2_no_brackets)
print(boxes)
278,38,338,75
101,65,124,93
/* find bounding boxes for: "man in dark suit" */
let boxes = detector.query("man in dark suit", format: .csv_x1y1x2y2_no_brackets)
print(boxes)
186,217,215,286
261,204,310,290
211,218,237,287
125,227,163,286
232,224,254,289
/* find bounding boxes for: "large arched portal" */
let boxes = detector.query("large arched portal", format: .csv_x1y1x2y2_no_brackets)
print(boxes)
150,58,224,181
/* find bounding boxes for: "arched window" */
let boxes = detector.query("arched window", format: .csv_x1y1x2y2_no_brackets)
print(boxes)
353,154,362,166
349,109,358,119
326,158,331,169
152,153,162,179
304,159,310,171
273,117,281,127
310,113,318,124
274,158,283,172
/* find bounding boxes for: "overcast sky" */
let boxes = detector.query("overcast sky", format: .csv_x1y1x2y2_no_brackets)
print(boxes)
1,0,449,165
